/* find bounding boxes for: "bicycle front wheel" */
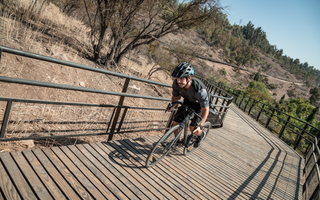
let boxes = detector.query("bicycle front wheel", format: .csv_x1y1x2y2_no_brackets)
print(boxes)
145,124,184,168
184,122,211,155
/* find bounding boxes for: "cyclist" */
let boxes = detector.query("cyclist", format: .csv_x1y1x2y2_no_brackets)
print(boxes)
166,62,210,147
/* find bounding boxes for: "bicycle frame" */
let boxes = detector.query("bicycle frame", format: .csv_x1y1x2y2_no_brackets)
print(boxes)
164,110,193,150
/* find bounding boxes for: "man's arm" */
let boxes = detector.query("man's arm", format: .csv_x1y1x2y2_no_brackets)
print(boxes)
200,106,209,126
171,95,180,103
192,106,209,135
166,95,180,112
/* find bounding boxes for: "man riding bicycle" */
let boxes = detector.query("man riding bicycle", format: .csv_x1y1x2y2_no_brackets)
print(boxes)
166,62,210,148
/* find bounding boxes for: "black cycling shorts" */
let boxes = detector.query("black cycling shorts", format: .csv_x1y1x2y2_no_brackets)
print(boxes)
173,106,202,127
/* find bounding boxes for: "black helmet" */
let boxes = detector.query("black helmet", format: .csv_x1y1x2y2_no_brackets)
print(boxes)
172,62,194,78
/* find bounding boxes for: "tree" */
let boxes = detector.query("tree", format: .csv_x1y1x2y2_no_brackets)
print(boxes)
246,81,271,101
83,0,224,68
306,107,319,123
279,94,285,104
253,68,262,82
309,87,320,105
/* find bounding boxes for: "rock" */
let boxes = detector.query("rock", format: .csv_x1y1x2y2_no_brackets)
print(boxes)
129,68,142,77
19,140,35,149
61,54,68,61
80,82,85,87
127,84,140,94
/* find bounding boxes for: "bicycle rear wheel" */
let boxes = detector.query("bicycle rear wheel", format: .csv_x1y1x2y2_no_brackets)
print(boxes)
183,122,211,155
145,124,184,168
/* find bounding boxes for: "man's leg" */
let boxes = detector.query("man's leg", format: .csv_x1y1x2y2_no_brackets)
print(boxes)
173,121,180,137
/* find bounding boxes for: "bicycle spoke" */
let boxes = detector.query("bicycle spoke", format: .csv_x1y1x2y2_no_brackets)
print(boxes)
184,122,211,155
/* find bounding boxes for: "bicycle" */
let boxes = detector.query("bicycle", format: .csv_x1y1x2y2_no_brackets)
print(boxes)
145,102,211,168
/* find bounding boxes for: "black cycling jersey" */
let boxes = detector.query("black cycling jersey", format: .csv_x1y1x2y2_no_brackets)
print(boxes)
172,77,210,108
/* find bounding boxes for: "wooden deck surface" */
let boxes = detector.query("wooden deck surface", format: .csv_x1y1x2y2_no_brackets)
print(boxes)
0,104,304,200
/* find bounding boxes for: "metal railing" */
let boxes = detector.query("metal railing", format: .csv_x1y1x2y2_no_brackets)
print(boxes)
0,45,231,142
215,84,320,200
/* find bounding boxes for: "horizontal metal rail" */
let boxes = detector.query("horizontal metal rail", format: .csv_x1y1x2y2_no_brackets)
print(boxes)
0,45,171,88
0,76,171,101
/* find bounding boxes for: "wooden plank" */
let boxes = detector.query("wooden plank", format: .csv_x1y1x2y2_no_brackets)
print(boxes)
141,136,249,200
0,152,37,199
59,146,119,200
125,137,243,200
115,139,219,200
95,143,177,199
74,144,138,200
50,147,107,200
22,150,66,200
10,151,53,200
32,149,81,200
0,160,21,200
108,141,197,200
41,148,94,200
100,143,188,199
85,143,172,200
0,191,4,200
203,130,301,199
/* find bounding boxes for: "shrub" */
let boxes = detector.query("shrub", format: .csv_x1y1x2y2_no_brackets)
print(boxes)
287,89,296,97
246,81,272,102
272,93,277,96
268,83,277,89
221,68,227,76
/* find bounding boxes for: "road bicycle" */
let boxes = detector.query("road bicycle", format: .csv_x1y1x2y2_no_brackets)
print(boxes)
145,102,211,168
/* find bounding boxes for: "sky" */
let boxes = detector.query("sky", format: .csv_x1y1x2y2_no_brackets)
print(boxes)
220,0,320,70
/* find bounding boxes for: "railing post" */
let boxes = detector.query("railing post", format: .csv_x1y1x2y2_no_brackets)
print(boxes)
239,93,246,109
108,78,130,141
266,108,276,128
248,99,256,116
1,101,12,139
294,123,308,150
116,107,129,132
244,97,251,113
256,104,265,121
278,115,291,139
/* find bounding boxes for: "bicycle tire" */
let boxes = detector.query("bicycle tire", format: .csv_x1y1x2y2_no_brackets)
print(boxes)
183,122,211,155
145,124,184,168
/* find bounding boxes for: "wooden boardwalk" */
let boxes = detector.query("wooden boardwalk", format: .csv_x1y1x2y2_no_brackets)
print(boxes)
0,104,304,200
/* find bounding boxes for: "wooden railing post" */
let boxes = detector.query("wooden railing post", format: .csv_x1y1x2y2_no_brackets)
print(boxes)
108,78,130,141
278,115,291,139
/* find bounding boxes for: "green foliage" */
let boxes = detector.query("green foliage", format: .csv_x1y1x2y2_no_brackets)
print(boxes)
268,83,277,89
217,79,228,87
221,68,227,76
306,107,319,123
279,94,285,104
253,68,262,82
287,89,296,98
309,87,320,105
245,81,272,101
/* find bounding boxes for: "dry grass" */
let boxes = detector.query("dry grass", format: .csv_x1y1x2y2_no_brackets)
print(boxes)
1,0,90,59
